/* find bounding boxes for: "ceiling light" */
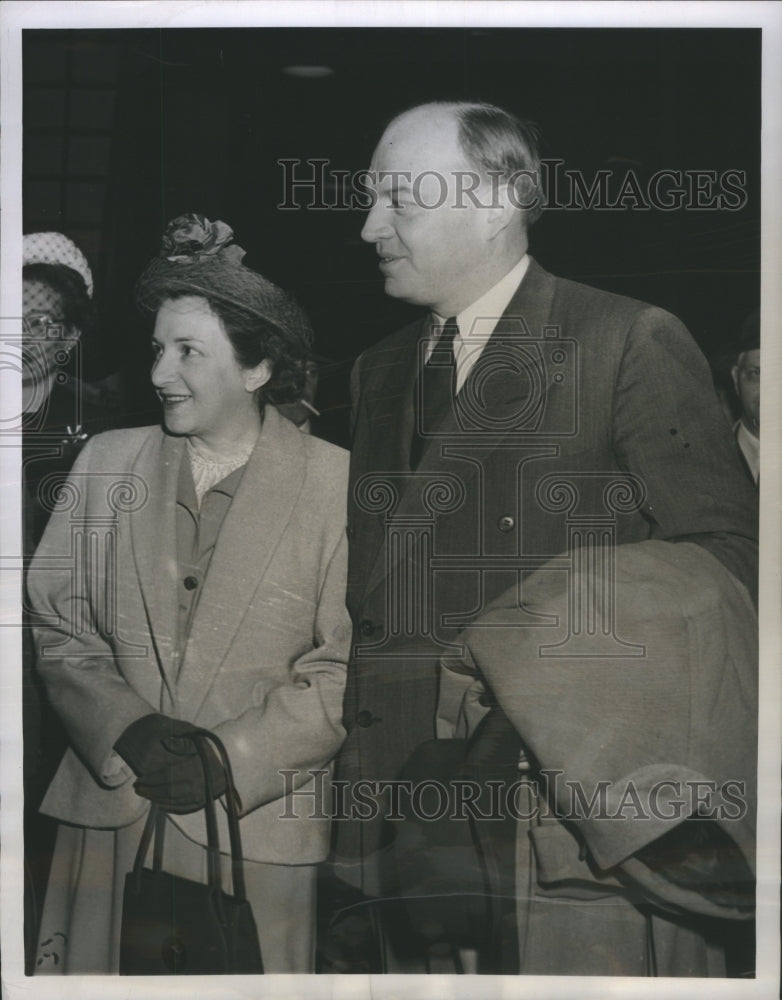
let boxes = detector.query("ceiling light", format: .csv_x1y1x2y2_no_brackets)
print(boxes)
282,65,334,79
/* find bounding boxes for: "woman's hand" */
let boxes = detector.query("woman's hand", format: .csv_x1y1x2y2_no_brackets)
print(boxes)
133,737,227,814
114,713,199,777
114,713,227,813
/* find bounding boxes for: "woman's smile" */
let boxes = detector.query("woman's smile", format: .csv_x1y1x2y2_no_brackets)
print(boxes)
158,392,191,405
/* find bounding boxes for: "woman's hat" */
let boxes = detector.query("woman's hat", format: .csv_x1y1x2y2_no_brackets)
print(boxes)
23,231,94,298
135,214,310,349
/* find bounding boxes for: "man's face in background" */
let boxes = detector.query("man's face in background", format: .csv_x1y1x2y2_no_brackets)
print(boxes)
732,348,760,433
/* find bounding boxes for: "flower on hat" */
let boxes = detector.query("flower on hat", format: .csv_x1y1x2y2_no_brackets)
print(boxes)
161,213,236,263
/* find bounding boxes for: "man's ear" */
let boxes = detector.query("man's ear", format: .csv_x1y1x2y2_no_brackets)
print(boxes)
484,180,520,240
245,359,273,393
731,363,740,395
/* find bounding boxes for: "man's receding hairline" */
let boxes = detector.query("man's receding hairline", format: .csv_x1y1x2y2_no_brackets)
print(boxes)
380,103,493,177
382,100,530,169
383,103,461,138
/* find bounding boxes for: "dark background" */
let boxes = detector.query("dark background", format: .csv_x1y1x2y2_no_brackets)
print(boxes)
23,27,761,445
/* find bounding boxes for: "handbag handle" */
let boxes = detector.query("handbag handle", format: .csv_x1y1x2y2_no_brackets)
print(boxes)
130,729,248,903
191,728,248,902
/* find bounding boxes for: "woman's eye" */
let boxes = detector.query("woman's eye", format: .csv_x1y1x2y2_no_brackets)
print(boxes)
26,314,59,336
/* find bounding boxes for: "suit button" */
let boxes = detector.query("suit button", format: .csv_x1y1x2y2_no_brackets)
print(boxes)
497,515,515,532
183,575,198,591
358,619,375,637
356,710,375,728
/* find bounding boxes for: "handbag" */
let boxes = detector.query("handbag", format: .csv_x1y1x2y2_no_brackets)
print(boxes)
119,729,264,975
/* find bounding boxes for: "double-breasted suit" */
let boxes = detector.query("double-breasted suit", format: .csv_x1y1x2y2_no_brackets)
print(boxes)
333,258,758,923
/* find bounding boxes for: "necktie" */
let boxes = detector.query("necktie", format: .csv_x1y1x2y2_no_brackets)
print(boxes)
410,317,459,468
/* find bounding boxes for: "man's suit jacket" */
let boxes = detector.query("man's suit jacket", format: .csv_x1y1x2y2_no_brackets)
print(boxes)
333,257,758,888
28,405,352,865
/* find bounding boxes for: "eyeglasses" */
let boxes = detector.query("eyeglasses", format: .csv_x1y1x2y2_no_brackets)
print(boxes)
24,313,68,339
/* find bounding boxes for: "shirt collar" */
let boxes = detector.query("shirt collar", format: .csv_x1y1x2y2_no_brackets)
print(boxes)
431,254,530,342
176,452,246,517
735,420,760,476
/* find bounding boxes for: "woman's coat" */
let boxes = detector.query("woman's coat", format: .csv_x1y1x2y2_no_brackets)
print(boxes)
27,405,351,864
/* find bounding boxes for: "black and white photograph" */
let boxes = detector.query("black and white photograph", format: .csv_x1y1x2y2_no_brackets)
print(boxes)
1,2,780,997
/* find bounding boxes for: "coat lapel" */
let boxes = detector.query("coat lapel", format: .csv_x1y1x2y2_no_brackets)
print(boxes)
362,320,424,473
405,258,557,472
130,429,183,708
351,321,423,585
176,406,307,721
362,258,557,601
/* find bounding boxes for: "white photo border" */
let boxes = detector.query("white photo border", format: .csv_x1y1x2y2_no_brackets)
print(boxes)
2,2,780,998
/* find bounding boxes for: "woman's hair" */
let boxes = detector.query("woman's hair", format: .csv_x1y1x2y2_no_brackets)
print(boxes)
135,215,313,407
22,262,94,336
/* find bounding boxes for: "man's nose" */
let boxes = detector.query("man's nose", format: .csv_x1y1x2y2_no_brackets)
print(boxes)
361,201,394,244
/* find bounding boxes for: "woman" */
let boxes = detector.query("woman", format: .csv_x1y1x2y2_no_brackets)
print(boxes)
28,215,351,974
22,231,118,550
22,233,121,973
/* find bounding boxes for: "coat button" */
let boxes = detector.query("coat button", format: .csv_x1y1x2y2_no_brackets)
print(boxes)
358,619,375,637
497,515,515,532
183,575,198,591
356,710,375,728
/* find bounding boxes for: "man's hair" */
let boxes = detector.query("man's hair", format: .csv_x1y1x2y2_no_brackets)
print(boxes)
736,306,760,359
445,101,544,226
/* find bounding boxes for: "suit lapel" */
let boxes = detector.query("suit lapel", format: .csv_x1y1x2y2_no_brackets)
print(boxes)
351,321,422,583
176,406,307,721
362,258,557,601
362,319,424,473
407,258,557,467
130,430,183,705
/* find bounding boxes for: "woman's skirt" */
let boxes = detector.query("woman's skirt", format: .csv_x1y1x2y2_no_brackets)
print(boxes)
34,811,317,974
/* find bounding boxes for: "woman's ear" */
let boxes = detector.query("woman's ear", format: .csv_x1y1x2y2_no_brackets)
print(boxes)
245,359,273,393
62,324,82,355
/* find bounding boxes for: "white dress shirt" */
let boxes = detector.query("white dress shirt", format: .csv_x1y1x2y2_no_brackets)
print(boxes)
428,254,530,393
735,420,759,484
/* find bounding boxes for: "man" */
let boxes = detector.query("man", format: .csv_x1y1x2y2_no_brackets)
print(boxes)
731,307,760,484
332,102,758,975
